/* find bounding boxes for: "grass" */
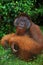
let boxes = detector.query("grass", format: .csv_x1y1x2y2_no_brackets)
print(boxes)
0,26,43,65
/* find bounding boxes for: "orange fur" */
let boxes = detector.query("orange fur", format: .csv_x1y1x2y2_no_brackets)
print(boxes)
1,33,43,61
1,33,15,47
9,35,43,61
29,22,43,44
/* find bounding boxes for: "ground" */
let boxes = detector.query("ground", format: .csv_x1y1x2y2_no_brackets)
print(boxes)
0,26,43,65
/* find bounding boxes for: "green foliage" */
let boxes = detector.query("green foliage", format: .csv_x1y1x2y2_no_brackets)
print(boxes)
0,0,43,38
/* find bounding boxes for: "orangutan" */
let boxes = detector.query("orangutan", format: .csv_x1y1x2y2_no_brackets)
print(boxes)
14,13,43,44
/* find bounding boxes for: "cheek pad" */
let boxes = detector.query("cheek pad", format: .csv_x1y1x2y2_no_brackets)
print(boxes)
26,20,31,29
14,18,19,26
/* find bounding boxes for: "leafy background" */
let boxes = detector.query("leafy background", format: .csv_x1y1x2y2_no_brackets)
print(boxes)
0,0,43,65
0,0,43,38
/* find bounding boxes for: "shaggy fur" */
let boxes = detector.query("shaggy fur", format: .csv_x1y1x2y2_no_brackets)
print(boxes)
29,22,43,43
9,35,43,61
1,33,43,61
1,33,15,48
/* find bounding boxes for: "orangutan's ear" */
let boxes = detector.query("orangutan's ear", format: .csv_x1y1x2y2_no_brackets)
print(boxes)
14,18,19,26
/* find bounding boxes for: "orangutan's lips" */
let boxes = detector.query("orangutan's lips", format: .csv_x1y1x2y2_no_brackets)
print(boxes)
18,26,24,29
18,24,25,29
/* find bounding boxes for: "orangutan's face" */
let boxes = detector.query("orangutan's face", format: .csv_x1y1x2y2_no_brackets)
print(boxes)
14,16,31,35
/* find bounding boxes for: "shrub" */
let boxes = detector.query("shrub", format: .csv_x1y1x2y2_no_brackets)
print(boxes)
0,0,43,38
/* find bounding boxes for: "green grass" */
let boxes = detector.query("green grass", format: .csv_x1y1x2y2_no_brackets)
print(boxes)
0,26,43,65
0,47,43,65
